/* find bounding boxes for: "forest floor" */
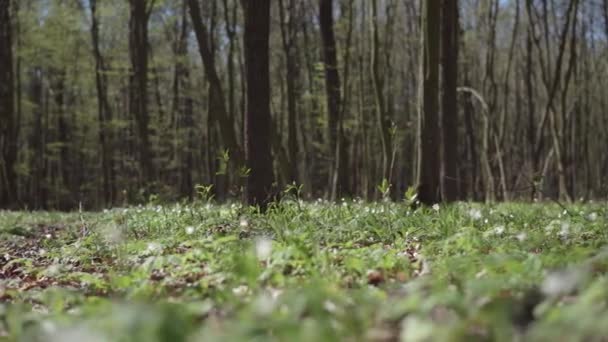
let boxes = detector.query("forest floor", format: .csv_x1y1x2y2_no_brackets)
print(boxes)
1,201,607,341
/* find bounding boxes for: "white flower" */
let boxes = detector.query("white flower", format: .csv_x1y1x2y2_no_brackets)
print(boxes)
102,224,123,244
400,316,434,342
239,219,249,228
43,264,61,277
323,300,338,313
559,222,570,238
146,242,162,254
468,208,482,220
587,212,598,221
432,204,440,212
254,292,277,315
494,225,505,235
255,238,273,260
232,285,249,296
516,232,527,242
185,226,195,235
541,269,584,296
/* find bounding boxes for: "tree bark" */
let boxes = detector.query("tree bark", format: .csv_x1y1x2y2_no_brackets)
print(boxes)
0,0,17,208
242,0,274,209
417,0,441,205
441,0,459,201
320,0,349,199
278,0,300,185
370,0,391,182
129,0,155,188
90,0,115,206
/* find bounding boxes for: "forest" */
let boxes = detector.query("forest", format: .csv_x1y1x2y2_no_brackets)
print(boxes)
1,0,606,210
2,1,608,341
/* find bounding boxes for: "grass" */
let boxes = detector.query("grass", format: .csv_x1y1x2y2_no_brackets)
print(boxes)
0,200,607,341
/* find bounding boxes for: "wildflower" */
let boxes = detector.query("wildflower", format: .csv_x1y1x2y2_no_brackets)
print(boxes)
432,204,440,212
323,300,338,313
239,219,249,228
185,226,195,235
254,292,277,315
232,285,249,296
587,212,598,221
541,269,584,296
469,208,482,220
255,238,273,260
559,222,570,238
146,242,162,253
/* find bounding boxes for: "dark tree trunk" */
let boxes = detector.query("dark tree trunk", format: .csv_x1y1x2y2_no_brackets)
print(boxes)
90,0,115,206
320,0,349,199
175,0,194,198
417,0,441,205
242,0,274,209
278,0,300,185
129,0,154,189
441,0,459,201
0,0,17,208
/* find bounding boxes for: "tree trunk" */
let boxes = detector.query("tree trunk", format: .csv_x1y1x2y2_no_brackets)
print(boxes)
129,0,154,189
278,0,300,185
242,0,274,209
417,0,441,205
0,0,17,208
90,0,115,206
441,0,459,201
370,0,391,182
188,0,243,174
320,0,349,200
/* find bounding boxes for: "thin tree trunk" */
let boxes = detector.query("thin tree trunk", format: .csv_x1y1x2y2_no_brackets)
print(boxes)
417,0,441,205
278,0,299,185
89,0,116,206
320,0,349,200
188,0,243,177
370,0,391,182
441,0,459,201
129,0,155,189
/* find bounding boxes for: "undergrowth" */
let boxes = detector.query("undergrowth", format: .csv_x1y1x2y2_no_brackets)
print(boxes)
1,201,607,341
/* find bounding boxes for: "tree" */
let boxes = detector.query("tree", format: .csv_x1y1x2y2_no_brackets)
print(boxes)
370,0,394,184
242,0,274,208
417,0,441,205
441,0,459,201
128,0,155,188
278,0,300,185
319,0,349,199
0,0,16,207
89,0,115,206
188,0,243,179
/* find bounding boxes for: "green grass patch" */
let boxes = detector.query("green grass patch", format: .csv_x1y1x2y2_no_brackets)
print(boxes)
1,201,607,341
